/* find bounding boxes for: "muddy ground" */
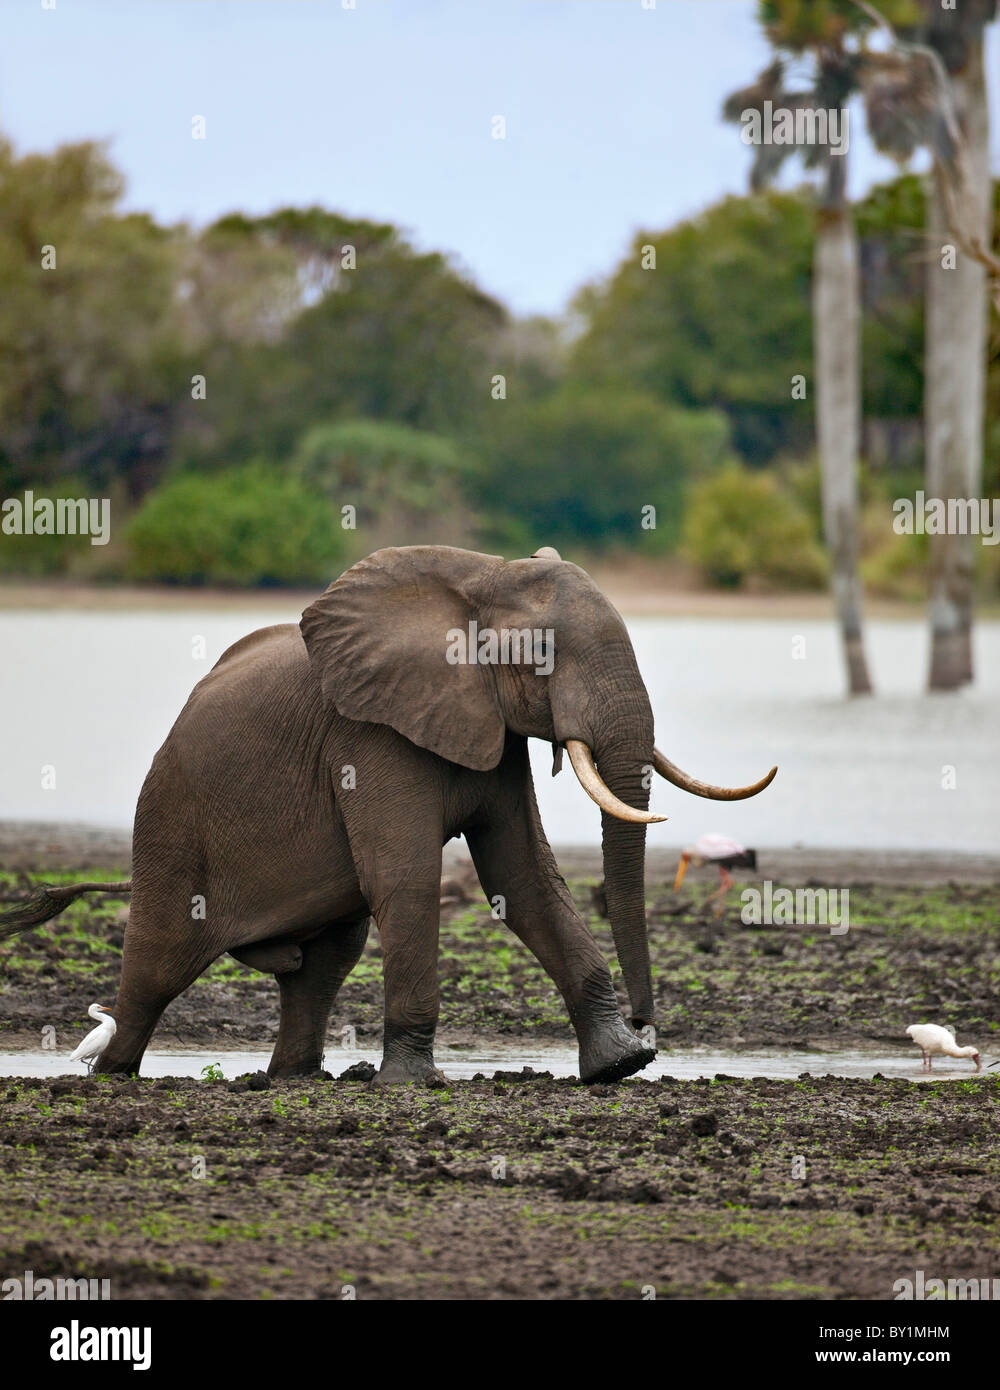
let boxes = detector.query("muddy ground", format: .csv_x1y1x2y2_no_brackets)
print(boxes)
0,845,997,1300
1,1069,998,1300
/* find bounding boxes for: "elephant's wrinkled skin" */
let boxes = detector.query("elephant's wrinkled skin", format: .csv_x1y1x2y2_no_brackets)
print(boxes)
88,545,773,1084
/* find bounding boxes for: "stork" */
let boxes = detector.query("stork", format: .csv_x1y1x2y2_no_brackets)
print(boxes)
674,833,756,916
905,1023,980,1071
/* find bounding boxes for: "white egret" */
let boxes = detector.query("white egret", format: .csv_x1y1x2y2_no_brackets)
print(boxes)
69,1004,116,1073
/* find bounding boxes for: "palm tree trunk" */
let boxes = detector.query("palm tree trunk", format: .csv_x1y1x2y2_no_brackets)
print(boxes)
812,182,873,696
926,39,990,690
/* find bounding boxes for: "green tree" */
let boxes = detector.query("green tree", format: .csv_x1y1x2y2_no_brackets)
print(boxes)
854,175,926,426
0,479,98,576
571,192,816,464
285,243,505,433
124,462,344,587
292,419,480,554
0,139,186,499
178,213,508,471
683,464,828,589
478,388,731,553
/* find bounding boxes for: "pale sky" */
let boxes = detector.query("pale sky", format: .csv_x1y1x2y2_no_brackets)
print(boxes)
2,0,998,316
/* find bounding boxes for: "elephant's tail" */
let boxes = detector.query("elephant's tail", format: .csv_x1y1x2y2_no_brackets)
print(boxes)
0,880,132,941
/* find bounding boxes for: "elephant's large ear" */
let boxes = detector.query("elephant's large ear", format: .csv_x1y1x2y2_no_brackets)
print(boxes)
300,546,507,771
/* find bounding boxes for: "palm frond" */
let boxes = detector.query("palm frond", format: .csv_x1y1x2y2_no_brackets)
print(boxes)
858,50,957,164
725,61,841,193
721,59,785,124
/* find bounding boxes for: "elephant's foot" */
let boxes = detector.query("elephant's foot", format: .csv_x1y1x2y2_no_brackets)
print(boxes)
375,1021,449,1087
267,1058,327,1079
373,1059,450,1087
578,1014,656,1085
97,1056,144,1078
267,1037,326,1078
98,1029,151,1077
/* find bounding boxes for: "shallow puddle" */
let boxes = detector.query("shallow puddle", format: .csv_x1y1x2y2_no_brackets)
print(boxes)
0,1044,987,1082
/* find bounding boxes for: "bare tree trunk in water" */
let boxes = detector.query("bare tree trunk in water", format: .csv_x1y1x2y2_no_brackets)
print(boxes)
926,40,990,690
812,182,873,697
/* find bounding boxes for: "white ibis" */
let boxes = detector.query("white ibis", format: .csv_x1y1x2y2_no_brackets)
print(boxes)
905,1023,980,1072
69,1003,116,1073
674,834,757,916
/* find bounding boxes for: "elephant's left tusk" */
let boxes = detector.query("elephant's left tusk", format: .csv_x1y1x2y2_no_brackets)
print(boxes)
653,747,777,801
565,740,667,824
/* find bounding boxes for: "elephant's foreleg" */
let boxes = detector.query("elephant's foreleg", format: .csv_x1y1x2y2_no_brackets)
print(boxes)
268,918,369,1078
466,786,655,1084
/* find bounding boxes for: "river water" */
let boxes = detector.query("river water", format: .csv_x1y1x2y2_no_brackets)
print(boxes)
0,1044,988,1083
1,609,998,851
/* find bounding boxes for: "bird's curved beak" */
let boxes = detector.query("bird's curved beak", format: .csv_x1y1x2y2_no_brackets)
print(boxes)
673,854,690,892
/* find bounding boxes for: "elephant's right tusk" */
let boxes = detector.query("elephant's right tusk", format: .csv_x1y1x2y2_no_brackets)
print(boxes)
653,747,777,801
565,740,667,824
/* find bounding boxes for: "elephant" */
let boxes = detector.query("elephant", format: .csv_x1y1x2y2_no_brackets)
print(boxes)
1,545,776,1084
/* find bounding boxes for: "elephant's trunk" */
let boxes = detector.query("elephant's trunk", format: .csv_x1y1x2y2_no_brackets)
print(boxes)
592,736,655,1029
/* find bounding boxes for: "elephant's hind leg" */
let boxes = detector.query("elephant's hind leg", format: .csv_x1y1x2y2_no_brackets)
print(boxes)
102,912,221,1076
268,917,370,1078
